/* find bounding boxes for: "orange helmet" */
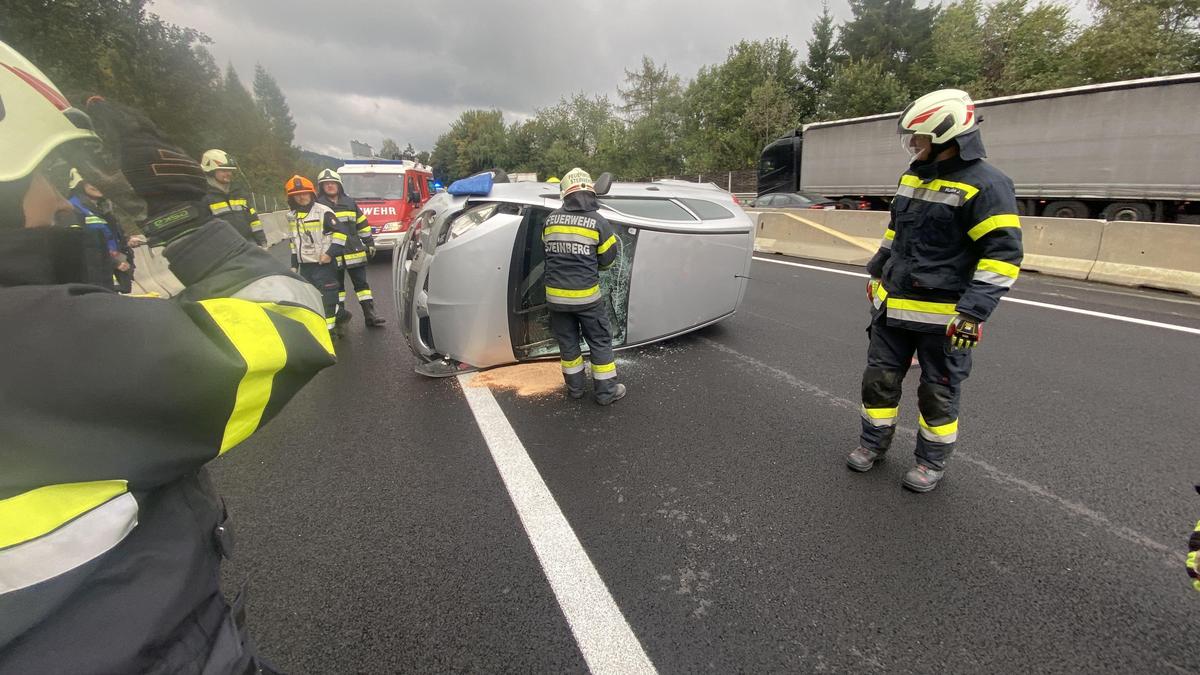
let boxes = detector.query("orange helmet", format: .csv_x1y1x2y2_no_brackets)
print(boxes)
285,175,315,196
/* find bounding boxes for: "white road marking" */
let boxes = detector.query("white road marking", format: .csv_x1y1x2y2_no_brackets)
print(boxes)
752,256,1200,336
697,337,1186,567
457,374,657,675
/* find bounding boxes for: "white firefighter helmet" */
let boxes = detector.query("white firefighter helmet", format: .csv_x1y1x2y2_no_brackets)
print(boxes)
559,167,593,198
316,168,342,186
0,40,99,184
200,148,238,173
69,167,85,190
897,89,977,144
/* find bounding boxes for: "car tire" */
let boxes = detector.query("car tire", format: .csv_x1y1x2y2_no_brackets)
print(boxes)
1101,202,1153,222
838,198,858,210
1041,200,1089,219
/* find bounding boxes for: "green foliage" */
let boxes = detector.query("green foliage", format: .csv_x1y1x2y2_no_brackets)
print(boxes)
1,0,309,206
838,0,939,85
802,2,840,118
1072,0,1200,81
823,59,911,118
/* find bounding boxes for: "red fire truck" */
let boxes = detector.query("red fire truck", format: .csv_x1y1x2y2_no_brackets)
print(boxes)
336,159,436,250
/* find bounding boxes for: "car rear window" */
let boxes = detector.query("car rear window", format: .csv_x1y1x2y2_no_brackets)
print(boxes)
599,198,696,221
679,198,735,220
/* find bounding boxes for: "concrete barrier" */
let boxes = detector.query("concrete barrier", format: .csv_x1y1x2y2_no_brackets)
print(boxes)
752,209,887,265
748,207,1200,297
259,210,290,246
1089,221,1200,295
1018,216,1106,280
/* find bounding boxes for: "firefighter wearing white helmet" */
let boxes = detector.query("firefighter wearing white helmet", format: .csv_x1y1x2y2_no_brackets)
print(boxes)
0,39,334,672
542,167,625,405
846,88,1023,493
316,168,385,329
201,148,267,247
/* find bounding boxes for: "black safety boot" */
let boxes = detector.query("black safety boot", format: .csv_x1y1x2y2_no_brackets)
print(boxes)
846,446,883,472
902,464,945,493
596,383,627,406
361,300,387,327
335,306,352,325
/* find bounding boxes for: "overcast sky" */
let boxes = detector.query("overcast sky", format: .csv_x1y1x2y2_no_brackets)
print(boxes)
149,0,1091,157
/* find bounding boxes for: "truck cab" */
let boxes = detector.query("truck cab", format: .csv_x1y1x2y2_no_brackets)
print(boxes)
336,159,436,250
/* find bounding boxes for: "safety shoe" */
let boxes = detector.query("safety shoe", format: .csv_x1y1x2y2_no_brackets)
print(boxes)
566,389,585,400
361,300,387,327
597,384,627,406
902,464,945,493
335,308,353,325
846,446,883,472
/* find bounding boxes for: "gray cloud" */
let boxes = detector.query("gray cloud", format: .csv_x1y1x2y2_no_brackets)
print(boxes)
157,0,1100,156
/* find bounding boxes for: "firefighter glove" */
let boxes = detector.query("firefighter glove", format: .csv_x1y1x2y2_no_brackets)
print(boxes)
367,243,377,260
867,278,881,303
946,314,982,350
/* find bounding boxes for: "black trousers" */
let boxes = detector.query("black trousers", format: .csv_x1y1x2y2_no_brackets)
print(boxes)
297,262,340,332
550,303,619,402
337,264,372,309
859,308,972,469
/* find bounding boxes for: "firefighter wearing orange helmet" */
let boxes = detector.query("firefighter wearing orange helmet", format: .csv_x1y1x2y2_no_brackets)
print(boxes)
285,175,347,335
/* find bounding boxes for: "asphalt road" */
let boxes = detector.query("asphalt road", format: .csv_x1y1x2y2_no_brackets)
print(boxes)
210,254,1200,674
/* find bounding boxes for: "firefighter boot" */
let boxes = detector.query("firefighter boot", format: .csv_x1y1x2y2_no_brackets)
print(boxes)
902,464,945,493
596,383,627,406
564,371,586,400
846,446,884,472
361,300,387,327
335,306,353,325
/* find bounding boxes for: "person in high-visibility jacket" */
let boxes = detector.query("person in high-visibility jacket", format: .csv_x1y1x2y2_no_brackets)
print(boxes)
0,41,334,673
316,169,385,329
1189,486,1200,592
846,89,1023,493
201,148,267,247
284,175,346,335
65,168,135,292
542,168,626,405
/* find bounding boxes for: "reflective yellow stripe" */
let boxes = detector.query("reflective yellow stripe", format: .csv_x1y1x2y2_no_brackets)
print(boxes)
546,285,600,298
592,361,616,374
886,298,957,315
331,232,348,244
356,215,368,225
209,200,230,210
968,214,1021,241
544,225,599,241
899,175,981,201
597,235,617,254
562,355,584,368
0,480,128,548
1194,519,1200,533
977,258,1020,279
355,289,372,299
199,299,289,454
863,406,899,420
919,416,959,436
260,302,335,356
358,227,372,237
335,210,356,220
884,228,895,241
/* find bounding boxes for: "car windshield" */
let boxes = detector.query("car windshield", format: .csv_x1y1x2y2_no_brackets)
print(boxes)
341,173,407,200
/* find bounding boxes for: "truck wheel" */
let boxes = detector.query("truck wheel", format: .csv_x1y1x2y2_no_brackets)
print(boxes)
1101,202,1153,222
838,198,858,210
1041,200,1089,219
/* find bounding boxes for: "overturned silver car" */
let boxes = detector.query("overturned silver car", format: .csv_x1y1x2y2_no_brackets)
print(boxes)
392,173,754,376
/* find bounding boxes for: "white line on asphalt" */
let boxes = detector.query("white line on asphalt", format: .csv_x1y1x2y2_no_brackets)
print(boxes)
752,256,1200,336
697,337,1186,567
457,374,657,675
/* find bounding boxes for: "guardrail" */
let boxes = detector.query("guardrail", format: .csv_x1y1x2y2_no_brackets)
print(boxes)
749,209,1200,297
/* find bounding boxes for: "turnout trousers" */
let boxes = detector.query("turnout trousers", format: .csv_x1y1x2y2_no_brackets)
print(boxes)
337,263,373,311
549,302,620,403
859,308,972,470
297,262,340,333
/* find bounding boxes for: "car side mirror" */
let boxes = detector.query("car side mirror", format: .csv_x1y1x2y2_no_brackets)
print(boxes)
593,172,613,196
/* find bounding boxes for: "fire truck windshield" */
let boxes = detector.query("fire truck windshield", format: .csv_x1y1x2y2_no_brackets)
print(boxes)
341,173,407,200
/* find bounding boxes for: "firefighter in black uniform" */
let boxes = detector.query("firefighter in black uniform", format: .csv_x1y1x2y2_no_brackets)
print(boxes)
316,168,385,329
0,42,335,672
201,148,268,247
543,168,626,405
846,89,1023,493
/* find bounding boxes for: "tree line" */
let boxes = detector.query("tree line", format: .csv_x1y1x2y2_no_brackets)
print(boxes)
431,0,1199,182
2,0,310,206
